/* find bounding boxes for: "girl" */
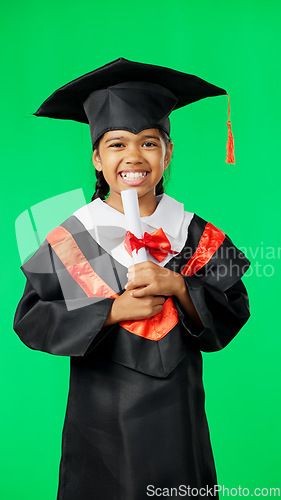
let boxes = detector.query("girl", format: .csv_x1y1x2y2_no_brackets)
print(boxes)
13,58,251,500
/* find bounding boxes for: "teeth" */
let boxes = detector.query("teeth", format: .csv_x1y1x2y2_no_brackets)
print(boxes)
120,171,148,180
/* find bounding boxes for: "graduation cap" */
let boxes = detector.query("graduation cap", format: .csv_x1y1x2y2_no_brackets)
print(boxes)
34,57,235,164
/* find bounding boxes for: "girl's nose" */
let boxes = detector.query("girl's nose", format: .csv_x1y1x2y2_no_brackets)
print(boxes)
124,150,143,165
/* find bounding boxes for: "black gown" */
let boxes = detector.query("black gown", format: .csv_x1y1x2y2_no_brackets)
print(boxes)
13,212,251,500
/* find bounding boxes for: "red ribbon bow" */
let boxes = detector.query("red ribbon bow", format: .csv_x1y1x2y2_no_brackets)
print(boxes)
124,228,179,263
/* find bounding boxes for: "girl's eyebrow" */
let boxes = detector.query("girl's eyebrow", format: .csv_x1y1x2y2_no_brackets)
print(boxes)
105,135,161,143
142,135,161,141
105,136,125,143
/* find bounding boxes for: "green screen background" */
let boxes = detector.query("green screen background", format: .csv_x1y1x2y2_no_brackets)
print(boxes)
1,1,280,498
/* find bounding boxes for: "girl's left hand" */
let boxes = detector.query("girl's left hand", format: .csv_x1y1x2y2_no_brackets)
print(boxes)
125,261,185,299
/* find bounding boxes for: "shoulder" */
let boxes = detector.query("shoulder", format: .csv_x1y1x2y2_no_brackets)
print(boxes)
21,211,86,274
184,209,247,262
46,213,87,244
186,212,226,245
186,211,248,261
181,210,251,291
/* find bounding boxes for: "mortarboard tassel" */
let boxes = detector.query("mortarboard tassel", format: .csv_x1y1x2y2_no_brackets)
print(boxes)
226,92,235,165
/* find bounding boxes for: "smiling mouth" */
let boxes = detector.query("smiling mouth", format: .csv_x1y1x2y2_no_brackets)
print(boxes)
119,171,148,180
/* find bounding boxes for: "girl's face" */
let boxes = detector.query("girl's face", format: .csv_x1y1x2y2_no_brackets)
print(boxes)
92,128,173,213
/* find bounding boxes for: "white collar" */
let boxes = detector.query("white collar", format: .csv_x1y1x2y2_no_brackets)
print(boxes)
73,193,185,239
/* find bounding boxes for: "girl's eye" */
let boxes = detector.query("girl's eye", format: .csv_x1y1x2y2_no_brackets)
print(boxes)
143,142,157,147
109,141,157,148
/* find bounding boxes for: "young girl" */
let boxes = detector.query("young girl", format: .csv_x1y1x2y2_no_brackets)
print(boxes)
13,58,251,500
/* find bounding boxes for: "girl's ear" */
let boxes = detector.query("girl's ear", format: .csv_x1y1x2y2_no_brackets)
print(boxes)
92,150,102,171
164,141,174,169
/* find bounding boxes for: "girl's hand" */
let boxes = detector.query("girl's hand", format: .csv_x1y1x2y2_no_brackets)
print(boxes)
124,261,203,331
125,261,185,299
104,290,166,325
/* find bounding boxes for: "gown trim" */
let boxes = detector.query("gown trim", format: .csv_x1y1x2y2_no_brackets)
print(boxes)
46,225,118,299
182,221,226,276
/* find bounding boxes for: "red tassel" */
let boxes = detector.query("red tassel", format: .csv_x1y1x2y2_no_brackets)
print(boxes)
226,92,235,165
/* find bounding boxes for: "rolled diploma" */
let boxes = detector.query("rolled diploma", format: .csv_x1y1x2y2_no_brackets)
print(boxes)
121,189,148,264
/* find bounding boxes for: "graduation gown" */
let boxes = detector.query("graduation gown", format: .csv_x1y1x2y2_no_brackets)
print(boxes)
13,197,251,500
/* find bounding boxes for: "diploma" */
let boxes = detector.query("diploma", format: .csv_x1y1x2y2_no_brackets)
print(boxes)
121,189,148,264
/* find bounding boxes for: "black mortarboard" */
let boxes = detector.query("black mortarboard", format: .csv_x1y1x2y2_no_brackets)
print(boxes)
34,57,235,163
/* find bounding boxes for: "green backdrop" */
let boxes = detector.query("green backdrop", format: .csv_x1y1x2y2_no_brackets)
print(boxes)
1,0,280,498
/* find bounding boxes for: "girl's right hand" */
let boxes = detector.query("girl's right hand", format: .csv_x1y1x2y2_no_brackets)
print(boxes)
104,290,166,326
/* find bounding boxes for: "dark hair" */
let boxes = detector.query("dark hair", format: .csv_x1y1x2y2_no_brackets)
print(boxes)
91,129,172,201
